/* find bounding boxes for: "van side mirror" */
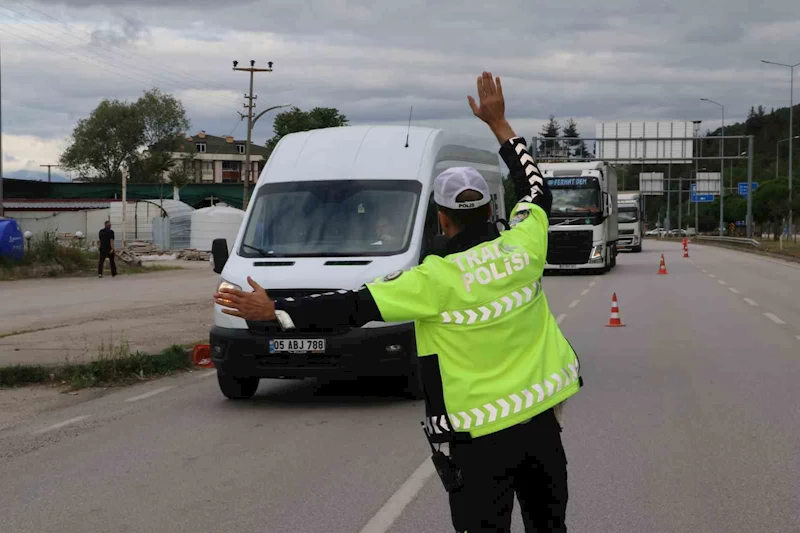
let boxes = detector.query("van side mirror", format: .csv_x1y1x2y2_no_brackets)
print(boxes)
211,238,229,274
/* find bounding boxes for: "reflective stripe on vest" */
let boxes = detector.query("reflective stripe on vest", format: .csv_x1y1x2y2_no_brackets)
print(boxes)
440,279,543,325
440,357,580,432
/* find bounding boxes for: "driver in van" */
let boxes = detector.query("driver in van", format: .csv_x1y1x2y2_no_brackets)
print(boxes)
373,215,399,246
215,71,581,533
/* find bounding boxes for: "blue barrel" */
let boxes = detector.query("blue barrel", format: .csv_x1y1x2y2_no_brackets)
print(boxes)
0,218,25,261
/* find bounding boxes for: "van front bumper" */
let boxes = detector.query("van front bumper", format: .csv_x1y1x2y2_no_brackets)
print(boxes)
209,323,416,379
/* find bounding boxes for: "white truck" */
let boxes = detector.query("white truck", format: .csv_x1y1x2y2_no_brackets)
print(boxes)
537,161,619,272
617,191,643,252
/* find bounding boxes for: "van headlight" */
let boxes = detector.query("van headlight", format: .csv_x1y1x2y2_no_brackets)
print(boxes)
217,279,241,292
589,246,604,263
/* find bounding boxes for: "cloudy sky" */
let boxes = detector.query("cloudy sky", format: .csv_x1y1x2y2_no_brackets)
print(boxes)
1,0,799,180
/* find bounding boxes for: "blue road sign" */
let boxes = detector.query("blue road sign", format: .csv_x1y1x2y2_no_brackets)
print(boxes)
691,184,714,203
738,182,758,196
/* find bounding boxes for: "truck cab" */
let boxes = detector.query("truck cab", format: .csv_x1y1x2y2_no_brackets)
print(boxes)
617,191,643,252
536,162,619,273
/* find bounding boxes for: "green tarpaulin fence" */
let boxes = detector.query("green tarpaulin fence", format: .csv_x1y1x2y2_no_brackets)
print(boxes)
2,179,248,209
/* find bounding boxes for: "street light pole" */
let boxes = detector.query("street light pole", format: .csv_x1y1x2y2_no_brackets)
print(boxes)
689,167,706,234
233,60,273,211
776,136,800,179
762,59,799,241
701,98,725,235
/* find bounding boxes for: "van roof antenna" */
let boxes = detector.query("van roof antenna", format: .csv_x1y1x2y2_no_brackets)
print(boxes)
405,106,413,148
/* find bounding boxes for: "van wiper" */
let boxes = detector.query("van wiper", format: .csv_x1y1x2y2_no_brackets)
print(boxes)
242,243,272,257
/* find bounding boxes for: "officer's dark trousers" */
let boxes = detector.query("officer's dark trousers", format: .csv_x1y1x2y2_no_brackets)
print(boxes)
448,408,568,533
98,249,117,276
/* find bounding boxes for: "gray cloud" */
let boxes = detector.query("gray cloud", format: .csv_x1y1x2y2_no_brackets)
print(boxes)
1,0,798,159
89,16,149,48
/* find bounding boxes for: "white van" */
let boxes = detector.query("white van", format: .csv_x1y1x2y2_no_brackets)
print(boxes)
209,125,505,400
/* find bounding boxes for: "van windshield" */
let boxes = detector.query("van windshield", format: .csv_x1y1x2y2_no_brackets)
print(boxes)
240,180,422,258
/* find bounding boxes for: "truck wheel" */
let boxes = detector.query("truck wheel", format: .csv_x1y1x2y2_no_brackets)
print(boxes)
217,372,259,400
633,244,642,253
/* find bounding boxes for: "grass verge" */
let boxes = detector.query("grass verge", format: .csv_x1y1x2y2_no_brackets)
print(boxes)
0,231,181,281
0,340,199,390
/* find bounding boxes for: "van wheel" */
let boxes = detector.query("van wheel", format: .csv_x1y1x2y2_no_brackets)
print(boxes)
217,373,259,399
403,362,425,400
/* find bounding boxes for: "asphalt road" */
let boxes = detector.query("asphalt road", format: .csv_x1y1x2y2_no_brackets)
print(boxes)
0,264,218,366
1,240,798,533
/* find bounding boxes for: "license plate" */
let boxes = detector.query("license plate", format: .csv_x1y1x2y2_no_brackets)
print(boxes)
560,264,579,269
269,339,326,354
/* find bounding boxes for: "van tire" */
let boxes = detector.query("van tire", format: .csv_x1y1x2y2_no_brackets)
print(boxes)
217,373,260,399
403,363,425,400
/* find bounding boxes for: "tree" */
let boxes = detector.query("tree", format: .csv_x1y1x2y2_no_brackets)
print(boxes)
60,99,143,182
562,118,589,159
133,88,191,183
538,115,561,158
265,107,349,155
59,89,190,183
166,152,196,189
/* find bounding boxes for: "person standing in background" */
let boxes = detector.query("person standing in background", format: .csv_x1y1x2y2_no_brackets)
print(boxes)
98,220,117,278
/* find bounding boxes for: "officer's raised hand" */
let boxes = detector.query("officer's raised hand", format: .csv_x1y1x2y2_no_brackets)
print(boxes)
214,276,277,321
468,71,515,144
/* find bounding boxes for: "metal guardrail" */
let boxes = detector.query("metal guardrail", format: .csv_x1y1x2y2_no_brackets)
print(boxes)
695,235,761,248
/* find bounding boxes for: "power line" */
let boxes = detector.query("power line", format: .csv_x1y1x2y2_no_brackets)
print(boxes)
10,0,235,95
0,8,242,113
0,23,242,115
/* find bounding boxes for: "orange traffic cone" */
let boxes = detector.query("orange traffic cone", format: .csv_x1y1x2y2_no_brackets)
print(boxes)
682,237,687,249
192,344,214,368
605,293,625,327
658,254,668,275
683,242,690,258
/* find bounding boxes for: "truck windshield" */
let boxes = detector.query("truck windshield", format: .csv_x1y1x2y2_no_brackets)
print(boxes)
240,180,421,257
618,206,639,223
547,177,602,216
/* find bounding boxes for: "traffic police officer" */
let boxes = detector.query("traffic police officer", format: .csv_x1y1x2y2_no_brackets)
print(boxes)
215,71,582,532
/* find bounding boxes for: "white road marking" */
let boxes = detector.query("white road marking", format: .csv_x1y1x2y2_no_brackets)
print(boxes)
569,300,580,309
358,458,435,533
195,370,217,379
580,289,590,296
701,269,708,273
743,298,759,307
32,415,89,435
728,288,741,294
589,281,597,287
796,335,800,342
764,313,786,325
556,314,567,325
124,386,175,403
709,274,717,278
717,280,728,285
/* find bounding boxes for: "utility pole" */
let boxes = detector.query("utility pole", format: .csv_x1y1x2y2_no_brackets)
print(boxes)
761,59,799,242
40,164,61,183
121,165,127,249
233,60,273,211
701,98,725,235
0,40,4,219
